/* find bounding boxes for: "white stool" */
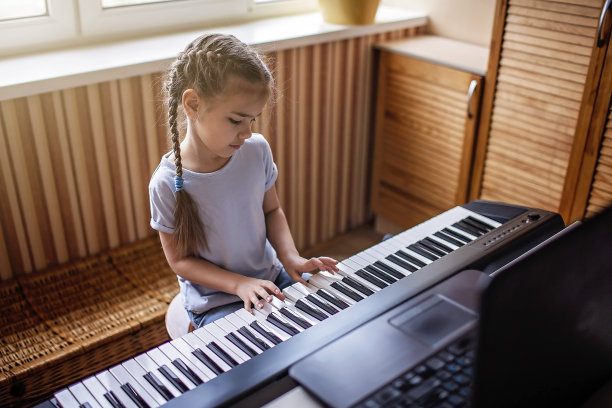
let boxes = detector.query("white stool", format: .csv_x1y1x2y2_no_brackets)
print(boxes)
165,293,193,339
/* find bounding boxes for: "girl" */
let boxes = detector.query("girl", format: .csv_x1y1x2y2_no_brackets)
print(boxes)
149,34,339,329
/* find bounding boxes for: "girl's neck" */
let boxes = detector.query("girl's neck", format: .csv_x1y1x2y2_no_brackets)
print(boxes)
179,135,231,173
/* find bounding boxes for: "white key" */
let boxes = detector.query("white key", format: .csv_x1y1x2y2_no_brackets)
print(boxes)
170,337,219,379
55,388,80,408
134,353,182,398
122,358,170,405
234,308,291,342
182,332,232,372
68,382,103,408
81,376,114,408
267,295,319,327
282,286,307,303
109,364,160,408
158,341,210,382
224,312,276,349
147,347,196,391
307,274,357,305
96,370,138,408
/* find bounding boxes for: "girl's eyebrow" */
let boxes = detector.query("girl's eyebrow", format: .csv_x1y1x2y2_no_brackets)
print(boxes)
231,111,262,118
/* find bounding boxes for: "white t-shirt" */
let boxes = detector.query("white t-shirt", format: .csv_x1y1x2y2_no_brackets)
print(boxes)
149,133,282,313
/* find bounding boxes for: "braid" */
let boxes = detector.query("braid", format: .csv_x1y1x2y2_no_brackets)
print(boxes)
162,33,274,257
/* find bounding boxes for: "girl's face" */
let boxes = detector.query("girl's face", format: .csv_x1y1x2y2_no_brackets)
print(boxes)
184,76,268,171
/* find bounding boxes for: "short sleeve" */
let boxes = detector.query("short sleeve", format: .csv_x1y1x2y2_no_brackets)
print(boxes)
149,165,176,234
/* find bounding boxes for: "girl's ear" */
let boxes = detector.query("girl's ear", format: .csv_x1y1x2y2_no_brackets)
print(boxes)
182,89,200,119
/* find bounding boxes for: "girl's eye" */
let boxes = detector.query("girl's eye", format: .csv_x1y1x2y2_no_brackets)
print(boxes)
229,118,241,125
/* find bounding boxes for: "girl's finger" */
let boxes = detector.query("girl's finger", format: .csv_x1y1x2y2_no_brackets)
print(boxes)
244,300,253,314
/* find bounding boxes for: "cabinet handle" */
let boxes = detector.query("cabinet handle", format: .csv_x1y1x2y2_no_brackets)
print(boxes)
597,0,611,47
466,79,478,119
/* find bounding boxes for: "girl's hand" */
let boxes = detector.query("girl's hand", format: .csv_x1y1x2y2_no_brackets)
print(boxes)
284,255,340,285
235,277,285,314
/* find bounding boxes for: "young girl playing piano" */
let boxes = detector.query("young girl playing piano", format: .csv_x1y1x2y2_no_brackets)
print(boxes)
149,34,338,329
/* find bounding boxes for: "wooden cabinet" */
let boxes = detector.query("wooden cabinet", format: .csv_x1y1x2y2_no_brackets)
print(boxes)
371,36,488,229
470,0,612,223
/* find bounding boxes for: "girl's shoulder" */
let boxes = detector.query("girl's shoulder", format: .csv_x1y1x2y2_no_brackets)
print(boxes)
149,153,175,190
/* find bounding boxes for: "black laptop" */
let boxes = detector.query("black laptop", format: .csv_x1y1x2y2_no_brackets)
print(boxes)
289,205,612,408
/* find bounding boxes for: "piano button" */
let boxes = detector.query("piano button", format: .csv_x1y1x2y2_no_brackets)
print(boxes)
335,268,381,292
434,231,464,247
354,270,387,289
142,372,174,402
204,324,251,363
157,342,209,382
307,275,357,305
372,260,411,278
192,348,225,376
82,376,116,408
442,227,472,243
157,365,189,394
339,276,373,297
122,360,168,405
55,388,81,408
181,332,232,372
407,244,439,261
418,240,447,257
225,332,258,358
422,237,453,254
278,306,313,329
305,294,338,315
237,326,271,351
453,221,482,237
330,281,365,301
81,403,95,408
96,371,139,408
133,354,182,399
386,253,422,273
291,282,315,296
316,288,350,309
466,215,496,231
282,286,305,303
109,365,158,408
196,326,245,365
395,250,427,268
343,257,367,270
266,311,301,335
362,266,397,284
147,348,195,391
167,338,217,380
68,382,103,408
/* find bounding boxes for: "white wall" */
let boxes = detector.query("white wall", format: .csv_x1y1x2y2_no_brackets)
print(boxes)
382,0,496,47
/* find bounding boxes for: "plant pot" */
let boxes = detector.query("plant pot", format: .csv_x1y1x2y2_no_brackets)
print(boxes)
318,0,381,25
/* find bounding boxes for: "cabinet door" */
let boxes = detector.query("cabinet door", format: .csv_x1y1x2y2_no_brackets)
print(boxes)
470,0,607,221
371,51,483,228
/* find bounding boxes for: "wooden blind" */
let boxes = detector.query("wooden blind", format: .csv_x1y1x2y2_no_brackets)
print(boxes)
472,0,603,213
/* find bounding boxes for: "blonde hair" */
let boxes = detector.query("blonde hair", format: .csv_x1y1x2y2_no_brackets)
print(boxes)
163,34,274,256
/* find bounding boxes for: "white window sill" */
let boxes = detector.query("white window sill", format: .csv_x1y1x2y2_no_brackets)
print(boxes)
0,6,426,102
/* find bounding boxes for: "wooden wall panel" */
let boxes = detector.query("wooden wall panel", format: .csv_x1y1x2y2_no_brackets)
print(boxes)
0,27,421,279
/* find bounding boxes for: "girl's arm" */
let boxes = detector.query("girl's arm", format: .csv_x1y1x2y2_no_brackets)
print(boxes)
263,185,339,283
159,231,283,313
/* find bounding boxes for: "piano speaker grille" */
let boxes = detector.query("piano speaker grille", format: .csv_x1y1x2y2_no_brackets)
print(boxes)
0,26,423,279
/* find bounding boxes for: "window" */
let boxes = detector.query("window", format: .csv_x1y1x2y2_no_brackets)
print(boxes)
1,0,317,57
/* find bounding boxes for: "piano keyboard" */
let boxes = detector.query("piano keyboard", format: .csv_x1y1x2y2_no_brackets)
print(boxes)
40,203,562,408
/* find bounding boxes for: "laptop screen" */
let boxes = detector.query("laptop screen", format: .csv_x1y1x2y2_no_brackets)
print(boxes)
472,206,612,407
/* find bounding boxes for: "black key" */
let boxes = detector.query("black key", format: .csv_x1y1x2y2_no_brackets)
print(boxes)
249,321,282,345
418,240,447,257
172,358,203,385
317,288,349,309
414,242,442,259
376,259,416,276
341,276,375,296
390,253,419,272
225,332,258,358
143,372,174,401
206,342,239,368
367,263,404,280
104,391,126,408
121,382,151,408
423,237,453,253
387,253,423,272
408,244,438,261
453,221,482,237
434,231,464,247
355,269,387,288
442,227,472,243
363,266,397,284
79,403,93,408
192,348,224,375
237,326,271,351
158,364,189,393
331,282,365,301
306,294,338,315
466,215,495,231
266,313,300,336
295,299,328,321
463,217,492,233
279,308,312,329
